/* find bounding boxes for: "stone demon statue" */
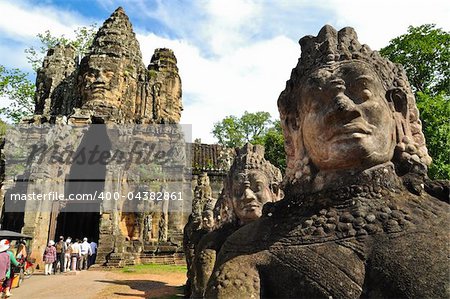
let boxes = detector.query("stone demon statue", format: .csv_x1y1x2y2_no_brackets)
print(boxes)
206,25,449,299
192,143,283,297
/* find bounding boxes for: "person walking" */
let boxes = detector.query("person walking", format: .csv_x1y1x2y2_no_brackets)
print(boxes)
0,239,16,298
64,238,72,272
54,236,66,273
0,241,10,282
70,239,81,271
88,240,97,268
43,240,56,275
15,240,27,261
80,238,91,270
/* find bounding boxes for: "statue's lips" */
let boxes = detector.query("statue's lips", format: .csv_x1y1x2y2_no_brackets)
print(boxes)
91,87,106,93
328,123,372,141
243,203,261,211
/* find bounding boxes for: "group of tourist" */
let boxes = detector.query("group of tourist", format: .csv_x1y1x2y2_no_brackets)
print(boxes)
43,236,97,274
0,239,27,297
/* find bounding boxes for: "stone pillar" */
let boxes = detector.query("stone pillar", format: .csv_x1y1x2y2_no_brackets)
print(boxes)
96,212,114,265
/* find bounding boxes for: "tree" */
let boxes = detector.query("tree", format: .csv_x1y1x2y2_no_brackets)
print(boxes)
25,24,97,72
379,24,449,95
0,65,35,123
212,111,272,148
262,120,286,172
415,92,450,179
0,24,97,123
212,112,286,171
0,119,8,137
380,24,450,179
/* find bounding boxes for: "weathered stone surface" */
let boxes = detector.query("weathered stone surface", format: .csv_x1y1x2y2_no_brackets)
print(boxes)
32,7,182,125
206,26,449,299
145,48,183,124
183,173,216,297
34,44,78,117
192,143,283,297
0,7,186,268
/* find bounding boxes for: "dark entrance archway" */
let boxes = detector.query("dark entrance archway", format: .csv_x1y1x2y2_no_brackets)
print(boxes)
53,124,111,243
1,174,28,232
54,208,100,242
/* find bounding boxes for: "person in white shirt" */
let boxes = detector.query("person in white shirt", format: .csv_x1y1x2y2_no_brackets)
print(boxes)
80,238,92,270
64,238,72,271
70,239,81,271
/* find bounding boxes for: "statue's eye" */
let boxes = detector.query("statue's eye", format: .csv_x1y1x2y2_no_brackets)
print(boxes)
256,183,263,192
104,71,115,79
347,78,373,104
85,72,95,79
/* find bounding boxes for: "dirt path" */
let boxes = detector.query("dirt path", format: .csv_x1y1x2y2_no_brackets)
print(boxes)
11,269,185,299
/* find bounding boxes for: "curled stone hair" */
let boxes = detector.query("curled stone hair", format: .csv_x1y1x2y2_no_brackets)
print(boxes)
278,25,431,184
224,143,282,193
89,7,143,70
219,143,282,224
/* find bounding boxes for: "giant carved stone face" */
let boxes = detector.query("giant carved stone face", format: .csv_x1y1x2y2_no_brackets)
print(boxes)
301,61,396,171
79,58,124,106
230,170,278,225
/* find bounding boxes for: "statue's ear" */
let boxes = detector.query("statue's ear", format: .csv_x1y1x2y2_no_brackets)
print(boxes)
387,88,408,118
271,183,284,201
278,190,285,201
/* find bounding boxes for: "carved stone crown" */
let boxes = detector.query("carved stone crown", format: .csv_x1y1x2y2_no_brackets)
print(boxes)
293,26,398,88
227,143,282,185
90,6,143,66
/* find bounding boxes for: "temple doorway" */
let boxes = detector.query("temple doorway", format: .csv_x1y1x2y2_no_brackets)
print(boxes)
52,123,110,243
54,209,100,243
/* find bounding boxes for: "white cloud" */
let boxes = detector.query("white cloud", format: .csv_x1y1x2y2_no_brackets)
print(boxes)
0,43,31,71
323,0,450,50
136,31,299,143
0,1,100,72
2,0,449,144
0,1,94,42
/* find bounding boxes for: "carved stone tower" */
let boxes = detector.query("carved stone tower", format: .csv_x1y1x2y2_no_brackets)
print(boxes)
0,7,187,267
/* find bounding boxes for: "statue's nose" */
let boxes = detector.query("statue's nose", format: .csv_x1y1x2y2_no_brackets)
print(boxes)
243,187,257,202
334,94,356,111
94,74,105,83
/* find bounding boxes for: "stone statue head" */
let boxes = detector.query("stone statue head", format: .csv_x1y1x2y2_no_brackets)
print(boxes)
78,56,125,108
201,210,215,231
197,172,210,187
223,143,284,225
201,197,217,231
77,7,143,119
278,25,431,186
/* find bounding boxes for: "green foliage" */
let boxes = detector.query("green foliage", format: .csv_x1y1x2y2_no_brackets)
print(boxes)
262,120,286,172
379,24,449,95
416,92,450,179
380,24,450,179
25,24,97,72
212,112,286,171
0,65,35,123
0,24,97,123
212,111,272,148
0,119,9,137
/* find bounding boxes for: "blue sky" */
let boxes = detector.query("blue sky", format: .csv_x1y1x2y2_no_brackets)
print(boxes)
1,0,449,143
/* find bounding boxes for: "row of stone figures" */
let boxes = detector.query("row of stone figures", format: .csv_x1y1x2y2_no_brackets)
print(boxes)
184,143,284,298
183,25,449,299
